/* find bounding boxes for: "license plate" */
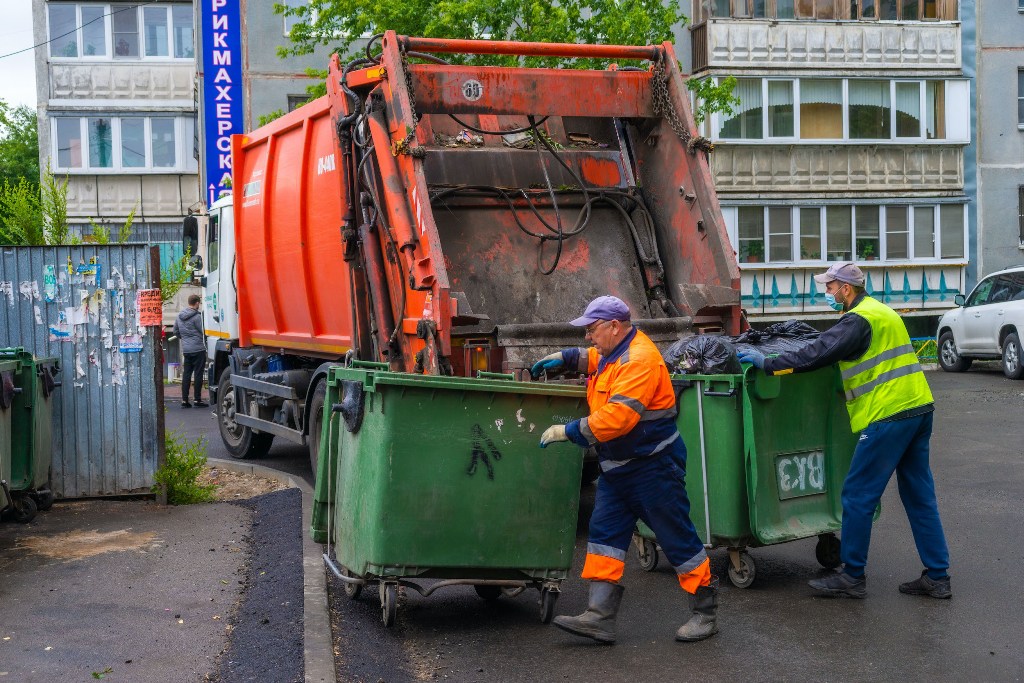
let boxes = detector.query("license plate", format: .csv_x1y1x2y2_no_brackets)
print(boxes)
775,451,826,500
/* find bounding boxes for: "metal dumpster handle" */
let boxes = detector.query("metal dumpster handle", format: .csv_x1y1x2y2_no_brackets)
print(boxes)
476,371,515,381
350,360,389,370
703,388,737,398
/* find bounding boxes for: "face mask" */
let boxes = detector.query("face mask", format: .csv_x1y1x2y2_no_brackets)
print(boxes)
824,291,844,312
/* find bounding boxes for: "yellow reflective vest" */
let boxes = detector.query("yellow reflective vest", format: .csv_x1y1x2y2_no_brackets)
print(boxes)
839,296,933,433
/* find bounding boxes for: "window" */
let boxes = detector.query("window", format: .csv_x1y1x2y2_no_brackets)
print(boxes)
895,82,922,138
767,81,795,137
1019,187,1024,246
886,206,909,259
855,206,880,260
738,207,765,263
88,117,113,168
1019,70,1024,127
53,116,191,172
939,204,964,258
283,0,307,35
121,118,145,167
695,0,955,18
914,206,935,258
172,5,194,58
48,5,78,57
768,207,794,261
287,95,308,112
720,79,763,139
143,6,169,57
826,206,853,260
714,77,962,142
47,4,193,60
988,275,1024,305
207,212,220,274
728,202,966,265
800,208,822,260
965,277,995,307
800,79,843,139
56,118,83,168
849,80,891,139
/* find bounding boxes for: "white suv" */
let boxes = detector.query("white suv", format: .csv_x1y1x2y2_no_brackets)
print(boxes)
936,266,1024,379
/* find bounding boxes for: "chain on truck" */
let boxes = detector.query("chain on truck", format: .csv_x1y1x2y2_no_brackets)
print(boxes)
182,31,742,473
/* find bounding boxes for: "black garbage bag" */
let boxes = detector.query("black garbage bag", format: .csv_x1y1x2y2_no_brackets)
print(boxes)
669,335,742,375
731,320,821,356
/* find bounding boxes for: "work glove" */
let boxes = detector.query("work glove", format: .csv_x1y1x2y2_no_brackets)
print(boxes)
539,424,568,448
531,351,565,380
737,349,765,369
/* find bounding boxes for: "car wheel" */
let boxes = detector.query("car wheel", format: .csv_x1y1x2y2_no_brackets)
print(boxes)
938,332,972,373
1002,333,1024,380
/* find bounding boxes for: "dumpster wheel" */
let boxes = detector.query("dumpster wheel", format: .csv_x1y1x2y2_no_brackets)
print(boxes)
727,550,756,589
342,569,363,600
539,586,559,624
380,582,398,627
815,534,842,569
10,495,37,524
635,535,659,572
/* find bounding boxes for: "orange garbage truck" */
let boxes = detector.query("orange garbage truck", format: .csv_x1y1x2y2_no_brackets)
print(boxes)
183,32,741,468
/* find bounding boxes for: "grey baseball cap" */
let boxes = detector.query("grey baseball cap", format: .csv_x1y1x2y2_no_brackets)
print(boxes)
813,262,865,287
569,295,632,326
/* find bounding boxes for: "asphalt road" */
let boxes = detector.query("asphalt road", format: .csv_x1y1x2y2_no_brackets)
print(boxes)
173,366,1024,682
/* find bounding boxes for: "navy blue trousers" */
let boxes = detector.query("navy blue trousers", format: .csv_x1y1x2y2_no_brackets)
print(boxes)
840,411,950,579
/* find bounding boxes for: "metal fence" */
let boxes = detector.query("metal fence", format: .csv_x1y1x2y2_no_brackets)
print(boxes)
0,245,164,498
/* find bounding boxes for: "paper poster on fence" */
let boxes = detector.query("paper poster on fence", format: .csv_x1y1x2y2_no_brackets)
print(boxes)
119,334,143,353
136,289,162,326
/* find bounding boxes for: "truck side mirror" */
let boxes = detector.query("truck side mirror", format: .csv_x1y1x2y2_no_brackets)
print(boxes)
183,215,199,259
954,293,966,307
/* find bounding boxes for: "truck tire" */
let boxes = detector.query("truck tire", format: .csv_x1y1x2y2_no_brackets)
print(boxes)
307,380,326,475
937,332,972,373
217,368,274,459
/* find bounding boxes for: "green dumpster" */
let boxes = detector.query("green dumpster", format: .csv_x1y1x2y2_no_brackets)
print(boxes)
312,362,588,626
0,358,19,517
0,348,60,521
633,365,859,588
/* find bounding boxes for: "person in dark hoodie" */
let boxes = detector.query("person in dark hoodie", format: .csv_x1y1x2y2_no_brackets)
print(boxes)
174,294,208,408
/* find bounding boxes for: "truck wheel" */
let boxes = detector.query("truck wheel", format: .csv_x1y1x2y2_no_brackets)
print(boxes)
1002,333,1024,380
307,380,326,474
937,332,972,373
217,369,274,459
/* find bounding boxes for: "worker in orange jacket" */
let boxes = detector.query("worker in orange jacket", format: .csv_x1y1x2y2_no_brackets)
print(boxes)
532,295,717,644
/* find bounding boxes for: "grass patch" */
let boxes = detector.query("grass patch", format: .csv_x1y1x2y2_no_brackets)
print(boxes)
153,430,216,505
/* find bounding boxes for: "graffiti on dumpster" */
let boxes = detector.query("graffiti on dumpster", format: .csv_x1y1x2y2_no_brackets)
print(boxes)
466,423,503,480
775,451,826,500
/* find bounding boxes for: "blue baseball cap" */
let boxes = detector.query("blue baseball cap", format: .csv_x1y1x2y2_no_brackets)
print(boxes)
570,295,632,326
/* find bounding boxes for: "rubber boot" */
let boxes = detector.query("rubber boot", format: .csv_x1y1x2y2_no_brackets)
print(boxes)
675,577,719,642
552,580,624,644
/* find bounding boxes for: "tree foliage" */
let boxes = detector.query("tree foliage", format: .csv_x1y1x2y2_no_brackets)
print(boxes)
0,99,40,190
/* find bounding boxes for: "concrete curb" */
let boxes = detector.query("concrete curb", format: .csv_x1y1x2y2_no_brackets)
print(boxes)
207,458,336,683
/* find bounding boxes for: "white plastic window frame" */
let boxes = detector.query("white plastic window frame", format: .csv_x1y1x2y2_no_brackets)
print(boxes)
711,77,967,143
724,201,966,266
51,115,191,173
48,3,193,62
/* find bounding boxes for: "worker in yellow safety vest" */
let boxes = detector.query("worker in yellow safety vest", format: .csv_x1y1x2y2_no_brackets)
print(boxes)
739,262,951,600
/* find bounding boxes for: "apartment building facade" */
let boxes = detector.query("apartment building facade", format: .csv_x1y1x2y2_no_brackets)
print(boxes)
681,0,972,324
976,1,1024,277
32,0,200,247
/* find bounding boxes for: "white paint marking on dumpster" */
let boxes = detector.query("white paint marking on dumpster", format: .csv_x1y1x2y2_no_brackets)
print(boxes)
516,409,525,424
495,418,504,432
529,423,535,432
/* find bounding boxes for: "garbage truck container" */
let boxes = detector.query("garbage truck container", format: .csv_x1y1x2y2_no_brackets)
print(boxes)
313,362,588,627
634,365,859,588
0,348,60,520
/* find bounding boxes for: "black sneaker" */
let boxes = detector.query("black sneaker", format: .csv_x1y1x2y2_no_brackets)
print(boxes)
899,570,951,599
194,400,209,407
808,571,866,598
181,401,192,408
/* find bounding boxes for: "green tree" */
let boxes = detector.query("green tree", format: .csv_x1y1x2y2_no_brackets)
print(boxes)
274,0,735,115
0,99,40,190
